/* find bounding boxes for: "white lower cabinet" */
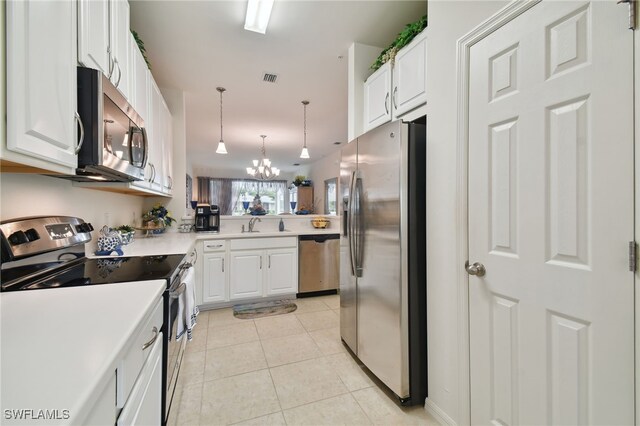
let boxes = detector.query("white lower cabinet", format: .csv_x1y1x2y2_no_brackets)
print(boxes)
203,252,227,303
229,250,264,300
199,237,298,306
117,334,163,426
265,248,298,296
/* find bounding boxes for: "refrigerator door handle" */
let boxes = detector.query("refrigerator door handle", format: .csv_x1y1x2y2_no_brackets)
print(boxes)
348,171,357,277
354,174,364,277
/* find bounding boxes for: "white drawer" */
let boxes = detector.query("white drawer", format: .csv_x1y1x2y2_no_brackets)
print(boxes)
230,237,297,251
203,240,227,252
117,297,163,408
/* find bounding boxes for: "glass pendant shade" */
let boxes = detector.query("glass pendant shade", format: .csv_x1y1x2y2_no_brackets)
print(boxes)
216,87,228,155
300,100,310,159
216,141,227,154
300,147,310,159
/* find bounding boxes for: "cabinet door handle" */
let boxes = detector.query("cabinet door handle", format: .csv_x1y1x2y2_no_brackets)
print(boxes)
107,46,115,79
221,258,225,272
74,112,85,154
393,86,398,110
268,255,271,268
260,256,262,269
142,326,159,350
114,58,122,88
384,92,389,114
206,244,223,249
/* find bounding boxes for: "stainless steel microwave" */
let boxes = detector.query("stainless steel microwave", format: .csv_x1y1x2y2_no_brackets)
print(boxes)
74,67,147,182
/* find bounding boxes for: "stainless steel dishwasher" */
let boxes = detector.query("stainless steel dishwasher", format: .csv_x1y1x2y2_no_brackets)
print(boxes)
298,234,340,294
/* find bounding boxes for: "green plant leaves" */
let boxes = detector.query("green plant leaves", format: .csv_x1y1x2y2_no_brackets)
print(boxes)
371,14,427,71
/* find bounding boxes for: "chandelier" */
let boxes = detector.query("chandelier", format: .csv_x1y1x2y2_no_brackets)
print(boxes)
246,135,280,180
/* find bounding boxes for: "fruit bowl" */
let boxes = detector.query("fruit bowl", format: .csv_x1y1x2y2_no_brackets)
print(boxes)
311,217,330,229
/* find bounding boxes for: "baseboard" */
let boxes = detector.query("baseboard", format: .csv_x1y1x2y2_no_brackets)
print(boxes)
424,398,457,426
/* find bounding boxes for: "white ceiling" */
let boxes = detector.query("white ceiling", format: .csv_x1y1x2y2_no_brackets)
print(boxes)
130,0,426,174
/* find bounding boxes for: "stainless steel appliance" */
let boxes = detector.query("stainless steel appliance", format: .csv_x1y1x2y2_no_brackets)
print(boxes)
340,118,427,405
195,204,220,233
298,234,339,294
70,67,148,182
0,216,193,425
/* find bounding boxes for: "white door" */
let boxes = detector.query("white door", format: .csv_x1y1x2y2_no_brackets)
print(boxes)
6,0,79,173
78,0,110,76
467,2,634,424
266,248,298,295
363,62,392,132
229,250,263,300
203,253,227,303
392,31,427,117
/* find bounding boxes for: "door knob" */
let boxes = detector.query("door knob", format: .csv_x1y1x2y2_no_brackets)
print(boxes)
465,261,486,277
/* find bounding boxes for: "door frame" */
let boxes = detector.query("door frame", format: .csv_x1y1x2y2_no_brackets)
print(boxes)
454,1,542,424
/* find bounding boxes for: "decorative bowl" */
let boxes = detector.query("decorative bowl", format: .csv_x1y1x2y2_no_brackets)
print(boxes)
311,217,330,229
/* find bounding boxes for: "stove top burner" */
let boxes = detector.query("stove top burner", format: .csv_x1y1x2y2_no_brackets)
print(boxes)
1,254,185,292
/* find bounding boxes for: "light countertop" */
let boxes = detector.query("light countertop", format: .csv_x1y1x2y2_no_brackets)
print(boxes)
87,217,341,258
0,280,166,425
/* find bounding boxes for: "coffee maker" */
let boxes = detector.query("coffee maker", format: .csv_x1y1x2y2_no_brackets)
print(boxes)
195,204,220,233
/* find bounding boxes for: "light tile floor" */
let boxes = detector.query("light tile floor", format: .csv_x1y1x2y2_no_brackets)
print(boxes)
168,294,438,426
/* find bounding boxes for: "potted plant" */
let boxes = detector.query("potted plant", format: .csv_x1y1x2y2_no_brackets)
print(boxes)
293,175,306,187
371,15,427,71
142,204,176,233
115,225,136,245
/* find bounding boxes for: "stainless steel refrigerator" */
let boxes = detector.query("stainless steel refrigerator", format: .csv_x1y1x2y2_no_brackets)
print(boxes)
340,118,426,405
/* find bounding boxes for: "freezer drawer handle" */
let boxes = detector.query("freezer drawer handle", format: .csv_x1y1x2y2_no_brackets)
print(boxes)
142,326,159,350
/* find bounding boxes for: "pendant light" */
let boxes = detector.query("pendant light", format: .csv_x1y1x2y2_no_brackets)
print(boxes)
216,87,228,154
300,100,310,159
246,135,280,180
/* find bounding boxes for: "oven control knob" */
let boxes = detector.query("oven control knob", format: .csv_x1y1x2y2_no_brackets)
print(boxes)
8,230,29,246
25,228,40,242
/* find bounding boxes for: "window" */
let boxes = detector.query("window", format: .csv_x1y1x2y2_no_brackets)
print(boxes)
324,178,337,215
201,178,289,215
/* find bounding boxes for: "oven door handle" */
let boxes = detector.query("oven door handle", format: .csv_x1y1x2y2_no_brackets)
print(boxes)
170,282,186,299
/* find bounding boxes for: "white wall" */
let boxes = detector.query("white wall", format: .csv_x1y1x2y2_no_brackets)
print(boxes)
0,173,145,228
425,1,508,424
306,149,341,214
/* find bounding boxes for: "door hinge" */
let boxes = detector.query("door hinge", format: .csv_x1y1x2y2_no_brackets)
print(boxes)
629,241,637,272
617,0,636,30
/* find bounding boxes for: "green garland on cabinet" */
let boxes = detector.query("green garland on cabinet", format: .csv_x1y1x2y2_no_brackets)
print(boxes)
131,29,152,70
371,15,427,71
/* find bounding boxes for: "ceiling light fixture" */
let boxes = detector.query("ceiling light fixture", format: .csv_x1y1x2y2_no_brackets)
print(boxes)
244,0,274,34
300,100,310,159
216,87,228,154
247,135,280,180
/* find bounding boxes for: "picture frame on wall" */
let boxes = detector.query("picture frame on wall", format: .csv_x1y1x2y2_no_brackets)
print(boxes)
186,174,193,209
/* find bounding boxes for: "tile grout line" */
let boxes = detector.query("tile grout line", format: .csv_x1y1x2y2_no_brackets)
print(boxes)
256,331,286,421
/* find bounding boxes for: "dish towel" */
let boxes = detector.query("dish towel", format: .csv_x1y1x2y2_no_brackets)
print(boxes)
177,267,199,341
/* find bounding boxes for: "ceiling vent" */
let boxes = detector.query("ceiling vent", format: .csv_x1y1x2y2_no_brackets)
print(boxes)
262,72,278,83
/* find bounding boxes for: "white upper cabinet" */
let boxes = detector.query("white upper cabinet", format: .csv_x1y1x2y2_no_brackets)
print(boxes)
362,29,427,133
110,0,131,100
363,62,392,132
78,0,131,100
130,33,148,122
392,30,427,117
77,0,111,76
5,0,79,173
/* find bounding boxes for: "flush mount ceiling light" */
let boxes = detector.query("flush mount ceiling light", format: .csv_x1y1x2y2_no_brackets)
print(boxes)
246,135,280,181
300,100,310,159
216,87,228,154
244,0,274,34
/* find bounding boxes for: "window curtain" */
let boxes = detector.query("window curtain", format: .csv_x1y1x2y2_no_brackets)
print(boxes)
196,177,212,205
210,178,236,215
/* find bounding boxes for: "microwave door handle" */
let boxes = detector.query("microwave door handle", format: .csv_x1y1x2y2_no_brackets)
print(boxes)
141,127,149,169
74,112,85,154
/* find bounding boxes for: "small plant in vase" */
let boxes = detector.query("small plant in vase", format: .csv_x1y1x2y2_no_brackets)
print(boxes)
293,175,306,187
115,225,136,245
142,204,176,234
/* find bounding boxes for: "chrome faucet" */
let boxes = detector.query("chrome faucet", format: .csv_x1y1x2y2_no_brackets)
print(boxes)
248,217,261,232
